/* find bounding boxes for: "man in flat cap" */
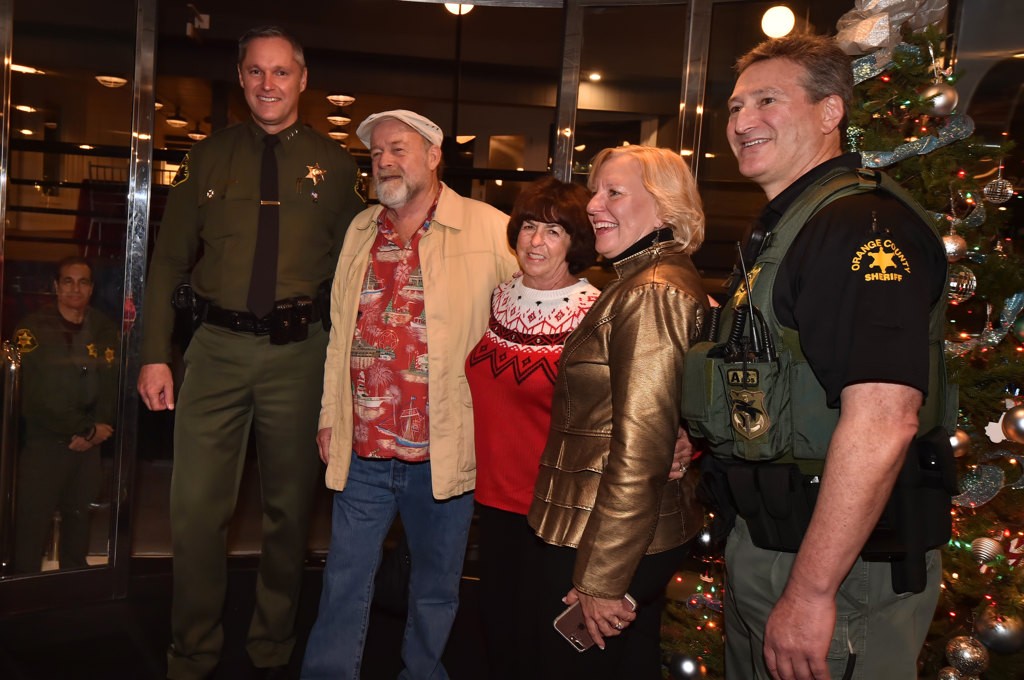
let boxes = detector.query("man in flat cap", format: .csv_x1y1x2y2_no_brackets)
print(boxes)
302,110,517,679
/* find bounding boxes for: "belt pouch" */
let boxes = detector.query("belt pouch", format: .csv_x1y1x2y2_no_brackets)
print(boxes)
270,300,294,345
292,296,312,342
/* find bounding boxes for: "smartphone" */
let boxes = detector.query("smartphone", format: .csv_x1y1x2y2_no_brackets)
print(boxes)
553,594,637,652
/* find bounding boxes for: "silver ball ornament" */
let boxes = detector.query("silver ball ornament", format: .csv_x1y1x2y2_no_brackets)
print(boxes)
945,635,989,674
947,265,977,305
943,232,968,261
971,536,1004,564
1000,405,1024,444
974,607,1024,654
983,178,1014,204
922,82,959,116
950,429,970,457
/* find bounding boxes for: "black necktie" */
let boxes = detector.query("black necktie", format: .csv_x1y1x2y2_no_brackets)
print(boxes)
247,133,280,319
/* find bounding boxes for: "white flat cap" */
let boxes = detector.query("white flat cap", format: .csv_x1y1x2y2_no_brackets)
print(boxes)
356,109,444,148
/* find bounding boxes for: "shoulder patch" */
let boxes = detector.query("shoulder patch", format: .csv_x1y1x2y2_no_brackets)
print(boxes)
171,154,191,187
850,236,912,283
14,328,38,353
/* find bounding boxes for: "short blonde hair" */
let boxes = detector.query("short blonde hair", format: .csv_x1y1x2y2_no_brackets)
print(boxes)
588,145,704,254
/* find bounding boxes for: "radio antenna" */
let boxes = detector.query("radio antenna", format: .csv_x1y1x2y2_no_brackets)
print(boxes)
735,241,762,356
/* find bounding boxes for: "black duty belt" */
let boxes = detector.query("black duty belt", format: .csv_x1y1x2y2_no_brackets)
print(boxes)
202,299,321,340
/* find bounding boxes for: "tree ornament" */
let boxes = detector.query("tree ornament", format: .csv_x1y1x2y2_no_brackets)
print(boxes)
982,163,1014,204
970,536,1004,564
1000,405,1024,444
921,82,959,116
943,231,968,261
950,429,971,457
937,668,967,680
945,636,989,675
947,265,977,304
668,653,706,679
974,608,1024,654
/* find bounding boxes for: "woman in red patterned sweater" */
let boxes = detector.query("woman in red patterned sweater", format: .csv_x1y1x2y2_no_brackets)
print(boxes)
466,176,599,680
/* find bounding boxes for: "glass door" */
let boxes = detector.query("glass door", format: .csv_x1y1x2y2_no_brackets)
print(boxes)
0,0,153,611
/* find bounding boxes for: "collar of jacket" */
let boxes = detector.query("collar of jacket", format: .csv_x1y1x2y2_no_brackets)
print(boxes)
611,238,685,278
355,182,464,234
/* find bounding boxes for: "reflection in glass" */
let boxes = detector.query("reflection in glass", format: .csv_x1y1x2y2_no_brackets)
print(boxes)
11,258,119,573
573,3,689,173
2,0,135,576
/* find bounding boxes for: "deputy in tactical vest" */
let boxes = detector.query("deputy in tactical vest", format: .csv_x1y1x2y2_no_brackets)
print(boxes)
682,34,954,680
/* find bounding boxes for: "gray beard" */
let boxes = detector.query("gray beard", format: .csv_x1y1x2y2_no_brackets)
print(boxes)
375,177,411,208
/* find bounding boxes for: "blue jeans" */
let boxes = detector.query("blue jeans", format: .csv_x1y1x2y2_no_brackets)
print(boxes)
301,453,474,680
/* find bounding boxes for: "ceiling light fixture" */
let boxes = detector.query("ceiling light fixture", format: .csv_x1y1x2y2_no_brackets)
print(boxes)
444,3,474,15
11,64,45,75
165,110,189,128
326,93,355,107
187,123,207,141
326,113,352,126
15,104,37,113
761,5,795,38
95,74,128,88
79,144,95,150
588,72,602,82
154,99,165,111
19,128,34,136
456,135,476,144
328,127,350,141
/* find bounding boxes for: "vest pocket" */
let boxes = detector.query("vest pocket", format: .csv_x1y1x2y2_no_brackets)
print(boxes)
717,354,792,462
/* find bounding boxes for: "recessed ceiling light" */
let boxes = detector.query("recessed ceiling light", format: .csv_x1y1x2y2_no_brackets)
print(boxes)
79,144,95,150
588,72,602,82
19,128,34,135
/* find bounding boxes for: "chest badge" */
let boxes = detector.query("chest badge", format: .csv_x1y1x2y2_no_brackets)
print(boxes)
304,163,327,186
14,328,37,353
729,388,770,440
87,342,98,358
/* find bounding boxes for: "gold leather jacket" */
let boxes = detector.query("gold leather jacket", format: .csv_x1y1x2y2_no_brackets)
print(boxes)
528,239,708,599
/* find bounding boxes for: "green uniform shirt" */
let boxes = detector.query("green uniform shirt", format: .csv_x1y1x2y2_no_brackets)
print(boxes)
13,305,120,441
140,120,364,364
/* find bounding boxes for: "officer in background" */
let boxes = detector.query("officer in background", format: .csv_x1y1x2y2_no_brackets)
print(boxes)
137,26,363,679
13,256,118,573
684,34,951,680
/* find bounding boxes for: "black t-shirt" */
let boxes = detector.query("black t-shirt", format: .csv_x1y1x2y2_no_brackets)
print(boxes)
758,153,946,407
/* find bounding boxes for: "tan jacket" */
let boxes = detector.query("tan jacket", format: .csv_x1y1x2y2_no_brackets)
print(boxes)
320,184,518,499
528,240,708,599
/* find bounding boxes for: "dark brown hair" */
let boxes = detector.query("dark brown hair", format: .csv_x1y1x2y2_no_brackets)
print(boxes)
238,26,305,68
736,33,852,122
507,176,596,275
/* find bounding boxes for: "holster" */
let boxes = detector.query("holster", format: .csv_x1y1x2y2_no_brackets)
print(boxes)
726,426,957,594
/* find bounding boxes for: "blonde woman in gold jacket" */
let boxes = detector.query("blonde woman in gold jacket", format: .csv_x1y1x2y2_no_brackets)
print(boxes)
527,145,708,680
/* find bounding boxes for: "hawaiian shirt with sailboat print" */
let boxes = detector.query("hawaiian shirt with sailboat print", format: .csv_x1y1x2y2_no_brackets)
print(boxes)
349,214,432,462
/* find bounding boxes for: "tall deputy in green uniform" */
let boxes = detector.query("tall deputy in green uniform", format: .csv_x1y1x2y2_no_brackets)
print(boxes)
13,256,118,573
137,26,363,679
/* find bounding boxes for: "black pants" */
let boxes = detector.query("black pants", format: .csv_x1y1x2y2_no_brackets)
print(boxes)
476,504,546,680
524,538,690,680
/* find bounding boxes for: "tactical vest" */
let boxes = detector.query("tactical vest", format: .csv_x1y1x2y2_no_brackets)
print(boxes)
682,167,955,475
